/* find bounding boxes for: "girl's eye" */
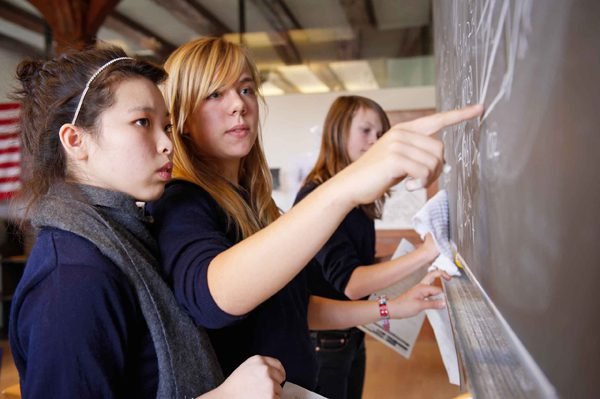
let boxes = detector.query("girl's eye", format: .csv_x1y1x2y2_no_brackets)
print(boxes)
135,118,150,127
207,91,221,100
165,124,173,136
241,87,255,96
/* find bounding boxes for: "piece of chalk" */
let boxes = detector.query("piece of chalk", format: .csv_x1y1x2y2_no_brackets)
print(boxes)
454,254,464,269
405,178,424,191
443,164,452,174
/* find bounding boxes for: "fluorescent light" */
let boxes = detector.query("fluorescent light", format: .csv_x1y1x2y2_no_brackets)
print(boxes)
223,32,281,47
276,65,329,93
329,60,379,91
289,28,354,44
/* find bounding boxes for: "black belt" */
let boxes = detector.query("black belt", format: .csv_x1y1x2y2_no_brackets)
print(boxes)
310,327,361,338
310,328,364,351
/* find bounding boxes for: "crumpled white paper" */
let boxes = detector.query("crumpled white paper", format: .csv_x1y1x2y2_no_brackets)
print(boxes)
412,189,461,276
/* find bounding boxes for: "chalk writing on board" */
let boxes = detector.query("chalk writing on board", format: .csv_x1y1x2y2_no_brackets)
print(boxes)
436,0,533,251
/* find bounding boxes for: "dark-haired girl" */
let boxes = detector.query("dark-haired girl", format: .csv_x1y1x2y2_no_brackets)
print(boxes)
10,46,285,399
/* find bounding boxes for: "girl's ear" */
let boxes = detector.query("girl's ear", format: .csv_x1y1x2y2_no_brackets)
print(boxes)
58,123,88,161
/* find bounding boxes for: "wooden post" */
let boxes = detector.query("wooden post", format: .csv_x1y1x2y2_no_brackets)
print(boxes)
28,0,120,55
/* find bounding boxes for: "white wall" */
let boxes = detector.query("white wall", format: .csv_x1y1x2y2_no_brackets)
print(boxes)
0,50,24,102
261,86,435,228
261,85,436,169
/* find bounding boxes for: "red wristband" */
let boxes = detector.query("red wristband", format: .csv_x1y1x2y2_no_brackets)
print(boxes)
378,295,390,332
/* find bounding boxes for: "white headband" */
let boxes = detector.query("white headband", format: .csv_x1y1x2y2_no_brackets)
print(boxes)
71,56,134,125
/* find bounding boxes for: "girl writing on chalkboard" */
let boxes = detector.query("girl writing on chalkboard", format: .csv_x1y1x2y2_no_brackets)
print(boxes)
148,37,482,391
294,95,441,399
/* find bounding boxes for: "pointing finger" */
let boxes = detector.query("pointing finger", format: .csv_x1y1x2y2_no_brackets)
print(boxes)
398,104,483,136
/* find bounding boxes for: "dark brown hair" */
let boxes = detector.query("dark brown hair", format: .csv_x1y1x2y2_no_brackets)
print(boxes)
12,46,167,217
304,95,391,219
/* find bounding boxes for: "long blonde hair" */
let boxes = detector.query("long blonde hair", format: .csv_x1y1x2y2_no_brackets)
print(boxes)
304,96,391,219
162,37,280,239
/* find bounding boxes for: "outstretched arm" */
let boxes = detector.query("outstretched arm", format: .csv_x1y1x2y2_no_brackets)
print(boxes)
343,234,439,300
308,270,450,331
208,105,483,315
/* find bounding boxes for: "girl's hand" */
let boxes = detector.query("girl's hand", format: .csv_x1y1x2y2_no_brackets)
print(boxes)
388,269,452,319
209,355,285,398
336,104,483,206
420,269,451,285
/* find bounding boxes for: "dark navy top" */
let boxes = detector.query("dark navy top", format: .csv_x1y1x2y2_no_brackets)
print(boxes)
294,182,376,301
9,228,158,399
147,180,317,389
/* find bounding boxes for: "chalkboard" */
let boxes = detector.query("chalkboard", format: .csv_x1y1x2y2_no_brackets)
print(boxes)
433,0,600,397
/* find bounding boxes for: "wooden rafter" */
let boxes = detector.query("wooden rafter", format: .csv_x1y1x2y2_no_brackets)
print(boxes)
337,0,373,60
28,0,120,53
106,11,176,60
340,0,432,59
340,0,377,28
0,0,177,60
0,31,44,58
150,0,231,36
396,25,432,57
0,0,45,34
251,0,302,65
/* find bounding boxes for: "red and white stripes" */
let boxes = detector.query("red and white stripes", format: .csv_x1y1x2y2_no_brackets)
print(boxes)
0,103,21,201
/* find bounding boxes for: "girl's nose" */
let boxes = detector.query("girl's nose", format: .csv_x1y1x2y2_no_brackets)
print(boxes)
230,91,246,116
159,131,173,154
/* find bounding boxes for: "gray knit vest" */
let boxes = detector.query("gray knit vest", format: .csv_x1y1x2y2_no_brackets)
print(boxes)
31,183,223,398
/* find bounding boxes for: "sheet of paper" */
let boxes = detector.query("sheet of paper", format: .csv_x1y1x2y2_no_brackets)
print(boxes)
358,239,427,358
282,382,327,399
426,300,460,385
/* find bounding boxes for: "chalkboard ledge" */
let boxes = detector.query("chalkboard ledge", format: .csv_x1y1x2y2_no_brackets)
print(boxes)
444,254,558,398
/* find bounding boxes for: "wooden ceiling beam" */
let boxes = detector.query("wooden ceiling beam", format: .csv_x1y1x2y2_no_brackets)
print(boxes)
337,0,373,60
28,0,120,54
262,70,300,94
0,0,176,60
150,0,231,36
0,0,45,34
0,31,44,58
106,11,176,60
395,25,432,57
309,63,345,92
340,0,432,59
271,0,302,30
251,0,302,65
340,0,377,28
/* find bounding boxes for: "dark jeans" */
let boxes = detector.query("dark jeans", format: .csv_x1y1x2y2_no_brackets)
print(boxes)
310,328,366,399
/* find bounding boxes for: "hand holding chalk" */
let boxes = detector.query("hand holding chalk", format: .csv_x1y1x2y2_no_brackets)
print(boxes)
401,104,480,192
333,104,483,206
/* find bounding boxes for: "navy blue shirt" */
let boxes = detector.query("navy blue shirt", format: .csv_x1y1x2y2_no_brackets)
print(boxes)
295,182,376,301
10,228,158,399
147,180,317,390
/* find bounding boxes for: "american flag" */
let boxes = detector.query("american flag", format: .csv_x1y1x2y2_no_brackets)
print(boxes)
0,103,21,200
